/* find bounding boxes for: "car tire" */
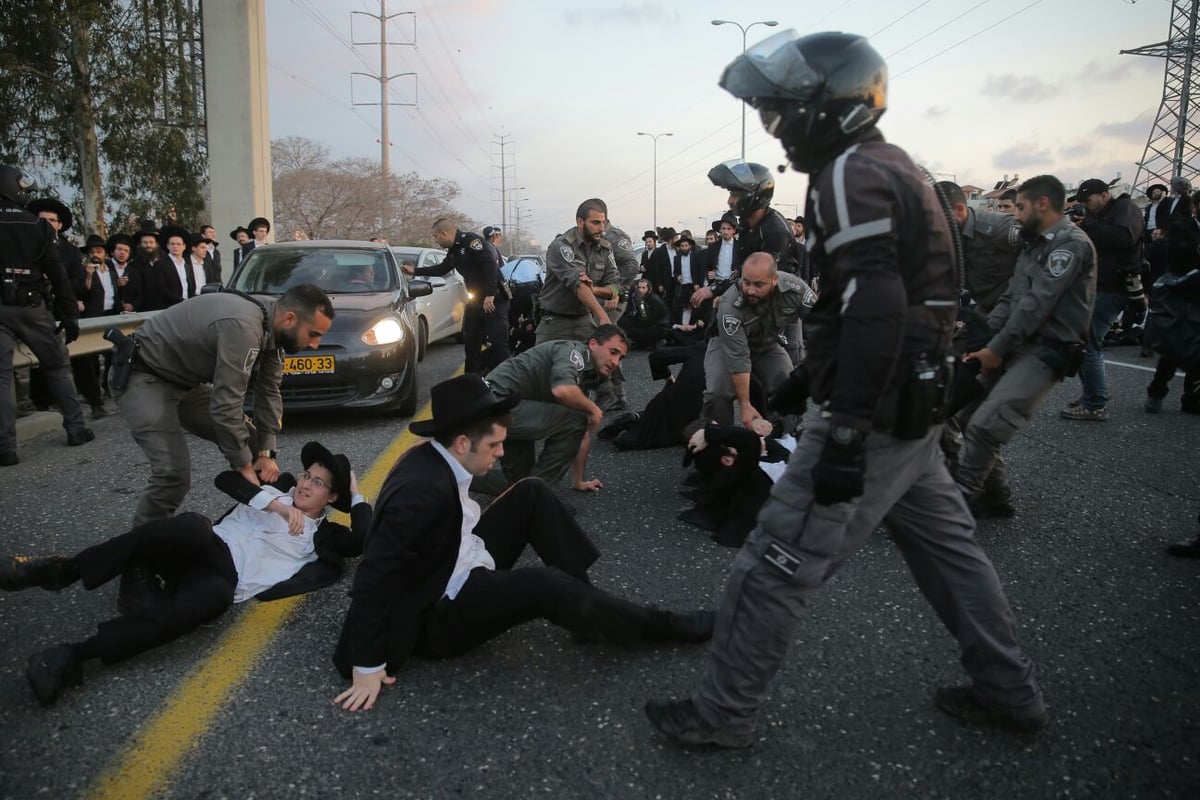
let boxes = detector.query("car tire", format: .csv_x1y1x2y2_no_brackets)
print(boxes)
417,317,428,362
392,360,419,417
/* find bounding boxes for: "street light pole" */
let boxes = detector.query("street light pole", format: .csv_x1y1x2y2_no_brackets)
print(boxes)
637,131,673,229
711,18,778,160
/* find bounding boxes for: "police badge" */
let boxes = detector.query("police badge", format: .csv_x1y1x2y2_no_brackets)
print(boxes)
1047,249,1074,278
722,315,741,336
243,348,260,372
469,238,484,251
570,349,585,371
560,245,575,263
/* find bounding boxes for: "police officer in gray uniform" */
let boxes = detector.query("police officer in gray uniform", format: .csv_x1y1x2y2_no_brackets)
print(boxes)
116,284,334,526
536,199,621,344
954,175,1096,502
702,252,814,428
593,221,640,419
471,324,628,495
0,165,93,466
939,183,1023,315
646,30,1047,748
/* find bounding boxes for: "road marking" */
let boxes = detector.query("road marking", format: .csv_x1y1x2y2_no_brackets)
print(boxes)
85,395,441,800
1106,358,1173,375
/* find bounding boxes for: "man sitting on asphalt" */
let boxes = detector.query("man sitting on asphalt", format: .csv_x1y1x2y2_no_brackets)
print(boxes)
2,442,369,707
332,374,712,712
472,323,628,494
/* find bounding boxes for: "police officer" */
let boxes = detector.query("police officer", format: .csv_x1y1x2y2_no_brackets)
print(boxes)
117,284,334,527
702,252,814,428
938,181,1022,315
0,166,93,466
592,220,641,422
405,218,509,374
536,199,622,344
701,160,806,365
954,175,1096,506
646,30,1046,748
471,324,628,495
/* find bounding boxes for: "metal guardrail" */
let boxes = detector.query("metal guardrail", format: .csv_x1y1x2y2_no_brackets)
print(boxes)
12,310,162,368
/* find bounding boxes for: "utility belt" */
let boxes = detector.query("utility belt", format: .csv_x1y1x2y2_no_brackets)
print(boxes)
1,268,45,307
540,309,586,319
104,328,193,393
1035,337,1086,378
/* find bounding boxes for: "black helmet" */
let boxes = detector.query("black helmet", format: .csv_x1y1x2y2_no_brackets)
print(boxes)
707,159,775,217
0,165,36,206
720,29,887,172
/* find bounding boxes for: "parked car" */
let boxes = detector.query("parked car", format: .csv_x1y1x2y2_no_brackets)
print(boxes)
391,245,468,361
227,240,431,415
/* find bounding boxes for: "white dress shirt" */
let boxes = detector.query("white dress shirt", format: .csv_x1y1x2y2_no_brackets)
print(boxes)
214,485,324,603
95,266,115,312
189,255,207,295
169,254,189,297
430,440,495,600
715,240,735,279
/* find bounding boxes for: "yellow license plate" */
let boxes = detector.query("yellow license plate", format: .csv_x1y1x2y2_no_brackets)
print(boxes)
283,354,336,375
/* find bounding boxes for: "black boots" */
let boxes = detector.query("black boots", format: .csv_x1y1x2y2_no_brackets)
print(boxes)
26,645,83,707
0,555,79,591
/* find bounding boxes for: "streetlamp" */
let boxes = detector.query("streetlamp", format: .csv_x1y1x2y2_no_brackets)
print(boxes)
637,131,673,229
711,18,779,159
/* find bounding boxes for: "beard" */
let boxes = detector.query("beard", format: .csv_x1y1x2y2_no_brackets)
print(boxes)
276,326,303,354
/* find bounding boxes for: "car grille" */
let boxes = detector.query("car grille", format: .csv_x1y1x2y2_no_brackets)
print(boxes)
280,384,360,405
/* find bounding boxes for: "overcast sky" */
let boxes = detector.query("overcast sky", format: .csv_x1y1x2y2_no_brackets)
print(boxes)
263,0,1167,246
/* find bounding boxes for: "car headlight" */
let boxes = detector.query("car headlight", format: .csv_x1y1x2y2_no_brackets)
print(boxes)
362,317,405,345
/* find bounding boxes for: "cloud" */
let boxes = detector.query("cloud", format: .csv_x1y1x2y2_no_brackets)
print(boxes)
1075,57,1162,82
925,106,948,119
981,74,1061,102
993,145,1053,171
1094,112,1154,143
563,3,679,26
1059,141,1093,160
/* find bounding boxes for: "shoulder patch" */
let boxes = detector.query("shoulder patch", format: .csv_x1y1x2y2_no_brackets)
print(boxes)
243,347,260,372
722,315,742,336
1047,249,1074,278
1007,224,1021,246
569,349,585,371
616,237,631,250
559,245,575,263
469,238,484,251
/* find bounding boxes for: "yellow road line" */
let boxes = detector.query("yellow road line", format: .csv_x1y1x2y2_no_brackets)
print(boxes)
85,393,442,800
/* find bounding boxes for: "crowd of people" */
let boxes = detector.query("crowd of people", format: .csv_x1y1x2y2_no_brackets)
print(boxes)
2,26,1197,753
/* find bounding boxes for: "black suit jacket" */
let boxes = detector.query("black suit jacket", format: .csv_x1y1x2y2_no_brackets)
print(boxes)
128,254,187,310
1156,195,1192,232
333,442,462,677
206,247,223,283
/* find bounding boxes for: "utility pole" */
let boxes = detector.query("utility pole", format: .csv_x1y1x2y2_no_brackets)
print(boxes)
1122,0,1200,188
492,134,514,241
352,2,416,219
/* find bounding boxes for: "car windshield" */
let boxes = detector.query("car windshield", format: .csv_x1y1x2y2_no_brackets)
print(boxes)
232,247,395,294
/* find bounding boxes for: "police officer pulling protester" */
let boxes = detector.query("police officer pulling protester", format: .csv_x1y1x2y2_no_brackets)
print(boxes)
0,167,94,467
646,30,1048,749
701,252,814,429
954,175,1097,515
404,218,510,374
111,284,334,528
1061,178,1144,421
937,181,1022,315
536,198,622,343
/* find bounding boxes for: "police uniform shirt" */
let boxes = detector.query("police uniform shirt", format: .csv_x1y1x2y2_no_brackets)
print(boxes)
986,217,1097,358
715,271,815,374
134,292,284,469
417,230,499,300
538,228,621,316
961,207,1022,314
0,202,75,320
484,339,601,402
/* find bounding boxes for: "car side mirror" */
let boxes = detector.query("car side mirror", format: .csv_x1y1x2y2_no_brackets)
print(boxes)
426,276,447,288
407,279,433,299
200,282,224,294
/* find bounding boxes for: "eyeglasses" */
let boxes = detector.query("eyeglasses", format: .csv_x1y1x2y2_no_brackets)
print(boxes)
298,470,329,490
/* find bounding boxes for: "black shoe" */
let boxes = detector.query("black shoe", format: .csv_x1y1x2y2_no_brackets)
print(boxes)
66,428,95,447
677,507,717,531
116,567,168,619
645,609,715,644
598,411,639,440
968,493,1015,519
1166,534,1200,558
0,555,78,591
645,697,754,749
934,685,1047,733
90,403,108,419
26,645,83,707
0,452,17,467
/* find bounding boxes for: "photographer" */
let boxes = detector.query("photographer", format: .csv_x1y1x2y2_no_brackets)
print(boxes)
72,234,119,417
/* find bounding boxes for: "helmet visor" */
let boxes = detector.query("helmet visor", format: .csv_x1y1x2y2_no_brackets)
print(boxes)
720,28,822,105
709,159,762,192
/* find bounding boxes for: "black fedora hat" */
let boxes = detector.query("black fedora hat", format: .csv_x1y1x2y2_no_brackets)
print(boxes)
187,231,214,248
79,233,107,253
409,374,520,438
159,224,190,246
27,197,73,232
300,441,353,512
247,216,271,234
134,219,161,244
1147,183,1168,195
642,230,657,240
106,233,132,252
229,226,249,242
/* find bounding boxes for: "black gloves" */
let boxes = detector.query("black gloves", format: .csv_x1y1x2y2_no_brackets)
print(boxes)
58,319,80,344
768,366,809,414
811,426,866,506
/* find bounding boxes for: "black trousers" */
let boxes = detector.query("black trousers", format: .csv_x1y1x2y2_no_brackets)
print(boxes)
413,479,657,657
71,513,237,664
1148,355,1200,409
463,298,511,374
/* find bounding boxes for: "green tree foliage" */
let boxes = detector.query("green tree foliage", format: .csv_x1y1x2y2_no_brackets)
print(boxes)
0,0,207,237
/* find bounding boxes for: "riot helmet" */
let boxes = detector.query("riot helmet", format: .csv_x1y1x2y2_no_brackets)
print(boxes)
720,29,887,172
707,159,775,218
0,165,36,206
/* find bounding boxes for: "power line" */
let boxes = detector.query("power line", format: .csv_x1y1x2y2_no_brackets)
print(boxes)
892,0,1045,79
886,0,992,59
870,0,934,37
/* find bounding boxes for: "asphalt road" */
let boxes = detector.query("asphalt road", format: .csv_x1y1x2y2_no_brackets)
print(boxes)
1,340,1197,799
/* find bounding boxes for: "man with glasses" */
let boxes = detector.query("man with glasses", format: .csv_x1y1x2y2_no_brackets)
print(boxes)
1,442,369,707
